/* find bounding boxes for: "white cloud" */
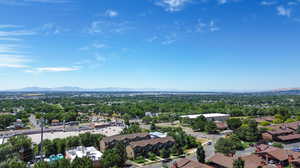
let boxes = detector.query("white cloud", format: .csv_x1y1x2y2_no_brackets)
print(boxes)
196,20,220,32
0,54,30,68
0,0,69,5
24,0,69,3
0,37,22,41
105,9,118,17
155,0,191,12
147,36,159,42
0,24,21,29
80,42,108,51
218,0,227,4
162,33,177,45
277,6,291,17
35,67,79,72
0,30,35,36
217,0,240,5
88,20,133,34
39,23,68,35
261,1,277,6
0,44,20,53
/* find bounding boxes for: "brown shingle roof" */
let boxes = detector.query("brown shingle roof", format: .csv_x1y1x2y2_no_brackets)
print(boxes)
215,121,228,130
266,126,294,135
129,136,175,148
256,144,300,161
101,132,150,143
173,158,213,168
208,153,266,168
255,116,275,123
208,153,234,168
285,121,300,130
277,134,300,141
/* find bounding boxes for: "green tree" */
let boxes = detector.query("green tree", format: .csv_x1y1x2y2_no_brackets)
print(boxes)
192,115,207,131
233,158,245,168
101,149,122,168
205,121,218,134
71,157,93,168
196,144,205,163
160,148,170,158
150,122,156,131
227,118,242,130
8,135,33,161
215,138,236,155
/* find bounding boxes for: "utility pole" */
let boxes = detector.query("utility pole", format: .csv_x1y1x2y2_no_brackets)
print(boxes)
39,114,44,161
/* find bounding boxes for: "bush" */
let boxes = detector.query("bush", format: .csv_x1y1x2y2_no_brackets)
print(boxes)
272,142,283,148
134,156,146,164
147,152,157,161
259,121,271,126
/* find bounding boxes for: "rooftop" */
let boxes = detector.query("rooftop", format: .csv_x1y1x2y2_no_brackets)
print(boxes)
172,158,213,168
180,113,230,119
66,146,102,161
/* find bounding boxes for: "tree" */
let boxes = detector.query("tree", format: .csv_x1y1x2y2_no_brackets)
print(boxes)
0,158,27,168
196,144,205,163
0,114,16,129
235,120,260,142
71,157,93,168
121,123,142,134
227,118,242,130
114,142,127,167
233,158,244,168
150,122,156,131
160,148,170,158
192,115,207,131
101,149,122,168
8,135,33,161
205,121,218,134
215,138,236,155
43,139,57,156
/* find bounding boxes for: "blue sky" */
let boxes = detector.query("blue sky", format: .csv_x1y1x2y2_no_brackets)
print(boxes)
0,0,300,91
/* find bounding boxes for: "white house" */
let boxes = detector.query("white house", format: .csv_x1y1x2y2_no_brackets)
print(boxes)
65,146,102,162
180,113,230,121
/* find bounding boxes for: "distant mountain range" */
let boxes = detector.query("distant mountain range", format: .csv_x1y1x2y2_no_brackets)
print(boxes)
4,86,179,92
2,87,300,94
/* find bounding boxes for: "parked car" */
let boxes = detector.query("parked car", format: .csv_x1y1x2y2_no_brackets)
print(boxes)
292,147,300,152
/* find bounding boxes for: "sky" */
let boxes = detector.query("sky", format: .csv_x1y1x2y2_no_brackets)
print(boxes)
0,0,300,91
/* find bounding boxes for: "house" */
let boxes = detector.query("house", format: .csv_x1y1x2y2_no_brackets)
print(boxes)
51,120,61,126
255,144,300,167
100,133,151,152
145,112,158,117
208,153,267,168
65,146,102,168
262,123,300,143
171,158,213,168
150,132,167,138
214,121,228,130
180,113,230,121
255,116,275,123
126,136,175,159
90,122,111,129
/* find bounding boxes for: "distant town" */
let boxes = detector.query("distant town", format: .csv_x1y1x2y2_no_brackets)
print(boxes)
1,91,300,168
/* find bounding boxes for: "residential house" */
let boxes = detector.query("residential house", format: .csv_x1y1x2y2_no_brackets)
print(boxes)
126,136,175,159
208,153,267,168
171,158,213,168
100,133,151,152
65,146,102,168
255,144,300,167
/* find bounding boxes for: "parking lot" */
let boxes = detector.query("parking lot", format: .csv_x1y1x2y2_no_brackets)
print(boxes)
28,126,124,144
